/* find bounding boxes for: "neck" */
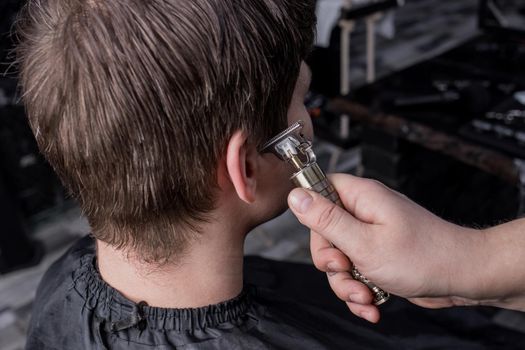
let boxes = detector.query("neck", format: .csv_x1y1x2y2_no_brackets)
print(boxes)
96,221,246,308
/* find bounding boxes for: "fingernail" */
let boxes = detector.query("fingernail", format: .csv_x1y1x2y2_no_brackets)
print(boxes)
327,262,339,272
349,293,361,303
359,311,372,322
289,189,313,214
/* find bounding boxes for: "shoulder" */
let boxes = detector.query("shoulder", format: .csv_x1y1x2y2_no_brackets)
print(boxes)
35,235,95,301
26,235,96,349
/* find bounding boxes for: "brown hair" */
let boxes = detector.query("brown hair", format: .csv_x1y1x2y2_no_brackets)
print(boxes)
16,0,315,262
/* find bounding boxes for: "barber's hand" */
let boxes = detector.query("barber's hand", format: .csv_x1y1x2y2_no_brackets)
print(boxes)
288,174,484,323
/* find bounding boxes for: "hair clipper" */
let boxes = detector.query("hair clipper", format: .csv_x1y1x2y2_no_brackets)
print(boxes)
261,120,390,306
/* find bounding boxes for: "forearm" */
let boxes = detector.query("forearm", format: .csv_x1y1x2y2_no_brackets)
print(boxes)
455,219,525,311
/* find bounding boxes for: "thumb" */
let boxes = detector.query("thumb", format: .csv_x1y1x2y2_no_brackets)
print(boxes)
288,188,367,257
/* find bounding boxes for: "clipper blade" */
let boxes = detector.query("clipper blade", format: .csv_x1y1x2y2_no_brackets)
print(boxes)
260,121,305,160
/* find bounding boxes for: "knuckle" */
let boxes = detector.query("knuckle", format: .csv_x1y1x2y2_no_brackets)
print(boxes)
370,179,383,187
315,204,342,234
327,274,346,300
310,249,330,272
365,179,385,193
312,258,325,271
310,248,326,270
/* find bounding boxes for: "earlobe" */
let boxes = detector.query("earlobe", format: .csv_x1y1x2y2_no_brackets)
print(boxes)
225,130,258,204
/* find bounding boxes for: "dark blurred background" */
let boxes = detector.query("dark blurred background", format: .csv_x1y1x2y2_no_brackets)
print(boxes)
2,0,525,348
0,0,68,275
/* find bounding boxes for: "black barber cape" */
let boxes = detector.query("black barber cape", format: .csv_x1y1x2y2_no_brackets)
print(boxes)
27,236,525,349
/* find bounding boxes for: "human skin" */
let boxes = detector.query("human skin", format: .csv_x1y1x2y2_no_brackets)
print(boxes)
97,62,313,308
288,174,525,323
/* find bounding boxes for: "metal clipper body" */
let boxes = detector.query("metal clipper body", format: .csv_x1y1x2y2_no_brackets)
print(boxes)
261,121,390,306
291,163,343,206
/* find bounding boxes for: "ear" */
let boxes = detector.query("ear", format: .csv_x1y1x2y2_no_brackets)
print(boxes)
225,130,258,204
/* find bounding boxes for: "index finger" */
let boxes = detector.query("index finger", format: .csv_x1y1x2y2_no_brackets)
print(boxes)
327,173,388,225
288,187,369,258
310,230,352,272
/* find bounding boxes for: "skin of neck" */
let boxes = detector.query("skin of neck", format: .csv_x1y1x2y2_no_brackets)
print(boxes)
97,62,312,309
96,150,289,308
96,200,256,308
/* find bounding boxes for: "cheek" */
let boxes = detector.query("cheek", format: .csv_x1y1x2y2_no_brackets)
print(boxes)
287,103,314,140
301,109,314,140
256,160,294,219
269,159,294,189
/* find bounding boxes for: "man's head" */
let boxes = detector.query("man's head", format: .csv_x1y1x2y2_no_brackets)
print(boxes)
17,0,316,262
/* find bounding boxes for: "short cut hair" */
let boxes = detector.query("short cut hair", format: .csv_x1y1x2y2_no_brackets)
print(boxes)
16,0,316,262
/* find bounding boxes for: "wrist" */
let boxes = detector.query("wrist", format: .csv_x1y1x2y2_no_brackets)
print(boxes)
443,224,488,300
447,222,525,311
476,223,525,311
